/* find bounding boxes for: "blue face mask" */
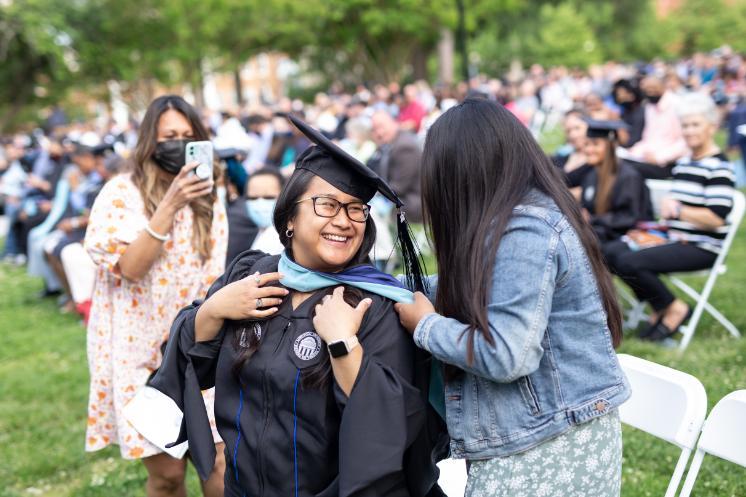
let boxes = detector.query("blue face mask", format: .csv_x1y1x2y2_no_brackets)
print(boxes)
246,198,276,228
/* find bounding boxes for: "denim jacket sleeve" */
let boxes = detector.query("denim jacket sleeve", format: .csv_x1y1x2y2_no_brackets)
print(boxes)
413,214,560,383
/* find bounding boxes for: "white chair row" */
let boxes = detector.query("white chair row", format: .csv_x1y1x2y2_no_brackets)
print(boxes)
618,353,746,497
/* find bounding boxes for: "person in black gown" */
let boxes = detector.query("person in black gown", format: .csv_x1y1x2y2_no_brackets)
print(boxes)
151,115,447,497
579,119,653,244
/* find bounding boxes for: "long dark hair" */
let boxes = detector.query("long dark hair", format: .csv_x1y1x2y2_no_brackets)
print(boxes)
421,98,622,366
592,138,619,215
132,95,218,260
233,166,375,387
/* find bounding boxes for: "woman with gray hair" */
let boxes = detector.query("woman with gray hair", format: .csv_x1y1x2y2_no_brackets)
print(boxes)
604,92,736,341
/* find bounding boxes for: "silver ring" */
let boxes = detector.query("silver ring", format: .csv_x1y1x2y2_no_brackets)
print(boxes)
254,276,261,285
256,298,263,308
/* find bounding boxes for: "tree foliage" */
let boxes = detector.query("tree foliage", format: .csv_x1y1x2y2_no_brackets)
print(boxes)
1,0,745,131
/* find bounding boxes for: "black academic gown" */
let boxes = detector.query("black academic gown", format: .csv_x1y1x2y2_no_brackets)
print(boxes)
150,251,446,497
580,161,654,242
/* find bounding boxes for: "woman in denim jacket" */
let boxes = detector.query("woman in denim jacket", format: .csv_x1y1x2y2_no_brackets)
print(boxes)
396,98,631,496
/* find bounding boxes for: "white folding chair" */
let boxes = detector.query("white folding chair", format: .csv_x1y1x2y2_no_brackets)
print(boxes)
617,354,708,497
623,180,743,350
437,458,468,497
678,390,746,497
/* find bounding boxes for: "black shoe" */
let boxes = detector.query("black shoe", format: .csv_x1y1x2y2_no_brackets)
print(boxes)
37,288,62,298
644,307,693,342
638,314,664,340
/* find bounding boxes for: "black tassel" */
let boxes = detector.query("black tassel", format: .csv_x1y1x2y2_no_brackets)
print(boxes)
395,207,430,294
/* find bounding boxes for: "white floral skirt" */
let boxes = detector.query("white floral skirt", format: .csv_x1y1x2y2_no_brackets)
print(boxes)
465,410,622,497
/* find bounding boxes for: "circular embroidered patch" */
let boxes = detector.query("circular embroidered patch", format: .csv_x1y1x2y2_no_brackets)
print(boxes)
294,331,322,361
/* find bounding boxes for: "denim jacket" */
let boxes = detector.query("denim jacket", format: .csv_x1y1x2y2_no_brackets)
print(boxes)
414,190,630,460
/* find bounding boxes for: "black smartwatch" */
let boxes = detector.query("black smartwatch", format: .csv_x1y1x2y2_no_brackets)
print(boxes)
327,336,360,358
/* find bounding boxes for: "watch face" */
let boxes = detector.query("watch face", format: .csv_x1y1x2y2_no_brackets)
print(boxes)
328,340,348,358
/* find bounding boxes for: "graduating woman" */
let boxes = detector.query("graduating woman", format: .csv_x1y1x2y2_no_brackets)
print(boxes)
151,115,446,497
579,119,654,244
395,98,630,497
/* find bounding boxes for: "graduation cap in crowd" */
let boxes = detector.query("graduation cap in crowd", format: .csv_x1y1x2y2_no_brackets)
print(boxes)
585,119,628,140
284,113,429,292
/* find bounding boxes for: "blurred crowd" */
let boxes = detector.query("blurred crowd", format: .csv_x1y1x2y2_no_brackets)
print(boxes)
2,47,746,327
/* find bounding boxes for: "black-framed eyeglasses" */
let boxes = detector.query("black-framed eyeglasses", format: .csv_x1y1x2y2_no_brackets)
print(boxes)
295,196,370,223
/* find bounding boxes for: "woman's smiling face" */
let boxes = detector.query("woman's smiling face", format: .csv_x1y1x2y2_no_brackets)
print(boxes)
287,175,366,272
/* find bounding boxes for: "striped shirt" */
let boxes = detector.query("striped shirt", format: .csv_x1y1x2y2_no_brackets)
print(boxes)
668,152,735,253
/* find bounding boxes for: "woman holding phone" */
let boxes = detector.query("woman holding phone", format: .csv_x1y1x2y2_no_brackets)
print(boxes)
84,95,227,497
396,98,630,496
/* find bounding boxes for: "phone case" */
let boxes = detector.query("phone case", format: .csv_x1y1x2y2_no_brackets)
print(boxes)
186,141,214,179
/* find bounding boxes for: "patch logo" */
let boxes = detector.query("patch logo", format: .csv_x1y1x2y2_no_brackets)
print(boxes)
294,331,322,361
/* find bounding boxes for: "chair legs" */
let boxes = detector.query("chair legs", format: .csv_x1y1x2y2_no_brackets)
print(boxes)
671,277,742,351
619,275,741,349
664,448,693,497
677,449,706,497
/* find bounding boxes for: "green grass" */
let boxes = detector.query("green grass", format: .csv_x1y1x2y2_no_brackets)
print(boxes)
0,264,203,497
2,208,746,496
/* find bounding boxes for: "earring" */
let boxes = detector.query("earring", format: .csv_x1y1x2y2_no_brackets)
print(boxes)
285,229,294,238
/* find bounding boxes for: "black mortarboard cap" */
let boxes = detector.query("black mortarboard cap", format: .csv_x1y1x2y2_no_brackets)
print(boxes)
585,118,628,140
92,143,115,157
286,113,402,206
285,113,428,293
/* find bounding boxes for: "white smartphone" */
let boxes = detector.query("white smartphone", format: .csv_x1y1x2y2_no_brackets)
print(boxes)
185,141,214,180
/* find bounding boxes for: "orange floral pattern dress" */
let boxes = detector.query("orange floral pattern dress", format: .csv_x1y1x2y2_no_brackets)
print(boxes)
84,174,227,459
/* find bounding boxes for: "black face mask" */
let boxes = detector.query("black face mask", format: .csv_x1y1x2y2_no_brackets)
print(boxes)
645,94,662,105
153,139,189,174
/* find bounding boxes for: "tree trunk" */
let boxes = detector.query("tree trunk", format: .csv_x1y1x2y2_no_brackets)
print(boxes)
0,97,26,133
410,43,428,81
455,0,469,82
438,28,454,86
192,58,206,109
233,66,243,107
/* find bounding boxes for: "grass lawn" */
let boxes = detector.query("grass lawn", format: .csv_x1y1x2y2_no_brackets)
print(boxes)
3,236,746,497
2,198,746,496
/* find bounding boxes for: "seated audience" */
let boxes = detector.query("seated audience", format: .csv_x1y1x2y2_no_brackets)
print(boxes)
604,93,736,341
625,75,688,177
580,119,653,244
225,167,285,263
612,79,645,148
552,109,589,188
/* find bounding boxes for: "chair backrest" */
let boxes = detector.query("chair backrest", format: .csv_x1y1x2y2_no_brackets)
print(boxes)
645,179,673,219
696,390,746,467
617,354,707,450
716,190,745,265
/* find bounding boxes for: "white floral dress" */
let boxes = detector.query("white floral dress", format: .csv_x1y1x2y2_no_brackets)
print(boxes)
84,174,227,459
465,410,622,497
